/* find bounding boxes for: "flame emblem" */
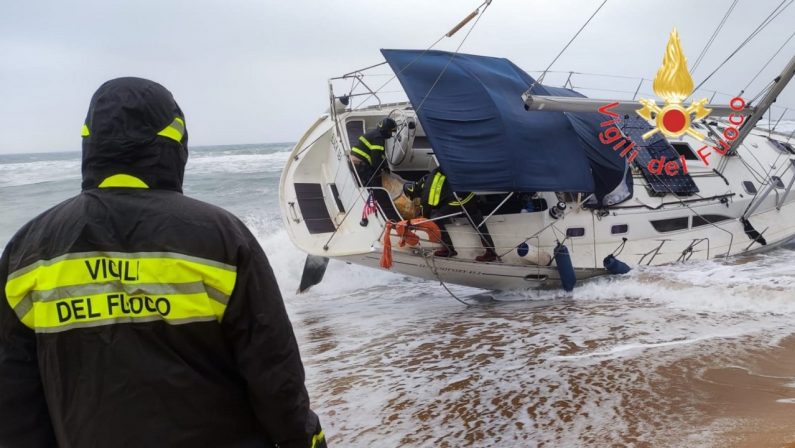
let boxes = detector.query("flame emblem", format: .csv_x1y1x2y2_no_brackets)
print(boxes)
636,29,710,140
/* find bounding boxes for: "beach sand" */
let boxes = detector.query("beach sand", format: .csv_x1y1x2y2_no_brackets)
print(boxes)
691,334,795,447
301,300,795,447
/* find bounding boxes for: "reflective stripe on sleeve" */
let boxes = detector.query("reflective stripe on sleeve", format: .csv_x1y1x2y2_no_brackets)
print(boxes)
358,136,384,151
351,146,372,165
428,172,445,207
311,430,325,448
157,117,185,142
5,251,236,333
449,192,475,206
81,124,90,137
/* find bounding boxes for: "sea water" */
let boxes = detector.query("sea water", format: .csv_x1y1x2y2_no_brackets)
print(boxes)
2,141,795,447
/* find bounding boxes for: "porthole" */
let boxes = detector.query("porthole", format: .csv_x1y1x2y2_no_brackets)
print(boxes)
611,224,628,234
566,227,585,237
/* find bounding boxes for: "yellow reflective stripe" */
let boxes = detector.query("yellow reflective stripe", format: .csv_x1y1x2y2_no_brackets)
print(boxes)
351,146,372,165
29,292,219,334
156,116,185,142
98,174,149,189
449,192,475,206
311,430,325,448
81,124,90,137
5,252,237,331
359,136,384,151
428,173,445,207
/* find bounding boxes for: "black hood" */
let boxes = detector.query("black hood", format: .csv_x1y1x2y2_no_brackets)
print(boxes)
81,77,188,192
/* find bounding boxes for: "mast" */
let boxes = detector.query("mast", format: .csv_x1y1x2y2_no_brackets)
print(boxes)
729,54,795,152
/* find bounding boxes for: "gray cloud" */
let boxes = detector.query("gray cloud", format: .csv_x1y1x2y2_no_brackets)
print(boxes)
1,0,793,154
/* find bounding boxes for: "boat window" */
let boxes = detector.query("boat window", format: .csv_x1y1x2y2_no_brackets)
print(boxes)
670,142,699,160
772,176,785,189
566,227,585,237
742,181,757,194
692,214,732,227
611,224,628,234
345,120,365,147
650,217,689,232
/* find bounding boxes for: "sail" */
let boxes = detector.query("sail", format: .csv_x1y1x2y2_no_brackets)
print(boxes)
381,49,631,205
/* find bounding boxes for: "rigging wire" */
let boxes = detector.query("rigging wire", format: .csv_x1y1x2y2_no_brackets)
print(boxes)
741,29,795,93
749,79,776,104
535,0,608,86
692,0,793,95
351,0,492,110
412,0,493,113
691,0,739,73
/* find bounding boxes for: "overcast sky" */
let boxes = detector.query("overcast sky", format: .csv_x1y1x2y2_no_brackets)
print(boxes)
1,0,794,154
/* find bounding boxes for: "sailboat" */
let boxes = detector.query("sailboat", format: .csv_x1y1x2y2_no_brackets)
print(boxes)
279,9,795,292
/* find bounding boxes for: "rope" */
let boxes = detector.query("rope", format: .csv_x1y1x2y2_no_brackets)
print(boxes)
535,0,608,86
693,0,793,94
420,243,472,307
691,0,739,73
611,238,628,257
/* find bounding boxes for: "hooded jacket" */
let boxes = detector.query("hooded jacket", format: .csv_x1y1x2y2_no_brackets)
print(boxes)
0,77,325,448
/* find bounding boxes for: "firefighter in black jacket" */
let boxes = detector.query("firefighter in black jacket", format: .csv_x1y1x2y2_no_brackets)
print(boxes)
404,167,498,262
350,118,400,220
0,77,327,448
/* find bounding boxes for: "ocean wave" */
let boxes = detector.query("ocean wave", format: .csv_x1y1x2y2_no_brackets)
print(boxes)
0,159,81,188
186,150,291,175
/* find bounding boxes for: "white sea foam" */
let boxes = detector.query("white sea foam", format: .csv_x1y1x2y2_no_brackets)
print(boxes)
0,158,81,188
187,150,290,175
3,143,795,446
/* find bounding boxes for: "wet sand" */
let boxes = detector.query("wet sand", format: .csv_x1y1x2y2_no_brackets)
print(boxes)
691,334,795,447
293,286,795,447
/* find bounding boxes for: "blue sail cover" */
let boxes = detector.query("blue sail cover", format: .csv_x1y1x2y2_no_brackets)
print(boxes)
381,49,631,203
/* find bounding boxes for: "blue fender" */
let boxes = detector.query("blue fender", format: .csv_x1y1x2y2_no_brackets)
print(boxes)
603,254,631,275
554,243,576,291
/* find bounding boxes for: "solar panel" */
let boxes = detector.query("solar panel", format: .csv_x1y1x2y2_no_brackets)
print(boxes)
619,116,700,196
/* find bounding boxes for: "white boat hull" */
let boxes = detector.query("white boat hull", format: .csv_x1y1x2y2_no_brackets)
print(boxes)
280,107,795,291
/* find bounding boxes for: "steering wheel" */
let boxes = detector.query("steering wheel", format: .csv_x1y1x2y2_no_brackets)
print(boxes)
386,109,414,166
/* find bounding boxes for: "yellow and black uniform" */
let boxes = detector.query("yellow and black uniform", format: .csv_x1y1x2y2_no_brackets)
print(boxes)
350,129,387,186
350,118,399,220
0,78,326,448
405,167,496,260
